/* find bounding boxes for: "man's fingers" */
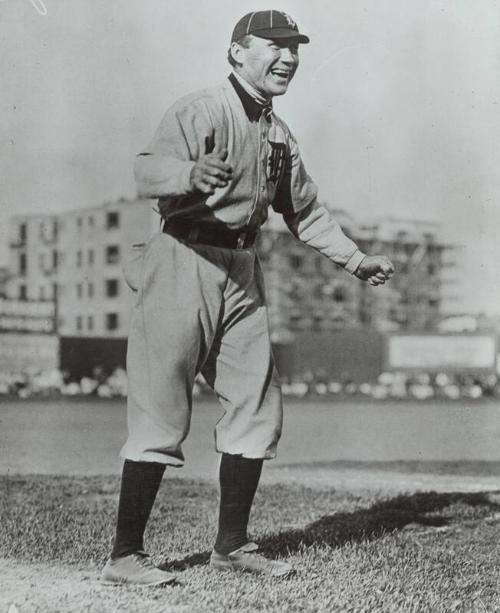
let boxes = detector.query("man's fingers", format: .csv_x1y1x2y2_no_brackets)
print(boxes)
204,156,233,175
216,146,228,161
203,164,232,181
198,182,215,195
212,141,229,161
201,174,228,189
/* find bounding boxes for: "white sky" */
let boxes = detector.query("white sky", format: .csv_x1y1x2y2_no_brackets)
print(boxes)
1,0,499,314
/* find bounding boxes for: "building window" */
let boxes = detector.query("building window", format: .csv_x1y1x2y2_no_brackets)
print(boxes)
88,216,94,227
19,284,27,300
77,217,83,230
76,315,82,331
106,245,120,264
53,283,58,299
76,250,82,267
333,287,345,303
19,252,27,275
87,315,94,331
315,256,325,275
88,249,94,266
88,282,94,298
19,223,27,242
40,286,46,300
106,312,119,331
39,253,46,271
76,283,83,299
313,315,323,332
314,285,324,300
52,250,58,270
106,211,120,230
106,279,119,298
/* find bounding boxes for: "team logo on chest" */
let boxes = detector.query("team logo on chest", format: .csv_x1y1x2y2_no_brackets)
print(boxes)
267,141,286,184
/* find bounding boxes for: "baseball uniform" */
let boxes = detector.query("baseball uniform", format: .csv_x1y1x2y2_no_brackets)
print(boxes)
120,72,365,466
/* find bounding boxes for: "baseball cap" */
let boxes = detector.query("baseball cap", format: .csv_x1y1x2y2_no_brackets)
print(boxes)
231,10,310,44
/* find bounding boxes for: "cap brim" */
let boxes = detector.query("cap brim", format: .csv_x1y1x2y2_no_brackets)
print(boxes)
252,29,310,44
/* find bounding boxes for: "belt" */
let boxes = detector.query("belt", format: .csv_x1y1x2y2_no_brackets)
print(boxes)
163,220,258,250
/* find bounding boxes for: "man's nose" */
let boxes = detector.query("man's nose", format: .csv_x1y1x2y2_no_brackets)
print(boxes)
280,47,296,64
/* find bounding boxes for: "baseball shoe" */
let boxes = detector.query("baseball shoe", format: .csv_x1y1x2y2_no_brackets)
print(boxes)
100,552,178,587
210,542,295,578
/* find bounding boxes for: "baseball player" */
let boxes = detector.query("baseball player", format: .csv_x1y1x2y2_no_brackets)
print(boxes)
101,9,394,586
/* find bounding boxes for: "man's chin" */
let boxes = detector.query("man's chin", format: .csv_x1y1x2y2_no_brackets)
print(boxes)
268,84,289,97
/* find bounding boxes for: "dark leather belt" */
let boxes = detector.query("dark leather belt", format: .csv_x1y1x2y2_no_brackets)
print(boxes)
163,220,258,250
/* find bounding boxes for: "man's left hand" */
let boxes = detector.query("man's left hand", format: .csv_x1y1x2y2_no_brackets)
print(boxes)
354,256,394,286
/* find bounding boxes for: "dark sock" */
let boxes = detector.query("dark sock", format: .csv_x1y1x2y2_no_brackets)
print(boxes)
214,453,263,555
110,459,166,560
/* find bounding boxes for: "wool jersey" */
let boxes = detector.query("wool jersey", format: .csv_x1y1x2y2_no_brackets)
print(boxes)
134,74,365,273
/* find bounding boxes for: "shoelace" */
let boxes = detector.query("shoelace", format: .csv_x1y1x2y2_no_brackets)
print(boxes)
134,553,156,569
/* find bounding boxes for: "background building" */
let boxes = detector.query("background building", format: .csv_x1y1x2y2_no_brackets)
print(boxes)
7,199,158,339
0,267,9,298
8,214,59,304
259,209,456,341
6,199,456,340
5,199,457,378
55,199,158,338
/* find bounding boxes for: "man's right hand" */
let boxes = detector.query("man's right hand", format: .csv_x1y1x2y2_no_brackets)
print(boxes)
189,146,233,195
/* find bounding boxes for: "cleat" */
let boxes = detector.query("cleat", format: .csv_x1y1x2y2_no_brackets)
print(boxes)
210,542,295,578
100,552,178,587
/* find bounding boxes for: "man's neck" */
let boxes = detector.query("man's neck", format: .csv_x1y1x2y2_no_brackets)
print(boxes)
231,70,271,105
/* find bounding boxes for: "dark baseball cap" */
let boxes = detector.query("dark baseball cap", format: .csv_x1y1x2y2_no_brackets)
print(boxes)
231,10,310,44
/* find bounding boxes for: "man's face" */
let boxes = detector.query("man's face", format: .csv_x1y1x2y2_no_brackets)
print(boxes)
233,35,300,99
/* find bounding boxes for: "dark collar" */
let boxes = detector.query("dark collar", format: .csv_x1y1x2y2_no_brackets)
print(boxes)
228,73,272,122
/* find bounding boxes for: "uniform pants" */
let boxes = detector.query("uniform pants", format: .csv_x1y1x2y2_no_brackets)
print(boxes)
120,232,283,466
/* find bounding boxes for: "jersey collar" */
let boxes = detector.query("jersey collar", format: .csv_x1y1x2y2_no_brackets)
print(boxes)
228,73,273,122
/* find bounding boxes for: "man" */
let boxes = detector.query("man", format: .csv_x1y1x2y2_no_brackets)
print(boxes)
101,10,394,586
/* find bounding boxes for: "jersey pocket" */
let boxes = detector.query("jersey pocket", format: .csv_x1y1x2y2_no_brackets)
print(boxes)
122,243,146,292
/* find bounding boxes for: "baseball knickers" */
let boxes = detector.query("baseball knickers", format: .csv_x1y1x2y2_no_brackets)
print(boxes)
120,231,283,466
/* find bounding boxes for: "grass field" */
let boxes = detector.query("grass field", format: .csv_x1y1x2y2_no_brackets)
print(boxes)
1,398,500,611
1,475,500,612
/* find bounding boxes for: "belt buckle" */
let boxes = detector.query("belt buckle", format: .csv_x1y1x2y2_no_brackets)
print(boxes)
236,231,247,249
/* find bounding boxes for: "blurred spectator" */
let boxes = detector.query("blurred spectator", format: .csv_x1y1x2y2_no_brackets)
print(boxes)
0,365,498,402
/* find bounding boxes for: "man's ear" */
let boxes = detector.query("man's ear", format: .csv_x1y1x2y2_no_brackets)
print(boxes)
230,42,244,66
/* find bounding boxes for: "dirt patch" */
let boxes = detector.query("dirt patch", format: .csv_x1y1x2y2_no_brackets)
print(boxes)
0,559,186,613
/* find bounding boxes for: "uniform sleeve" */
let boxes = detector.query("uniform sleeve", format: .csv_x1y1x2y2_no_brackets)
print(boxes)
134,97,215,199
272,130,366,274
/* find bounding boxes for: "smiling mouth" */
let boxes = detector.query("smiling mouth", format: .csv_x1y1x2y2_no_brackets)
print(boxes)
270,69,290,80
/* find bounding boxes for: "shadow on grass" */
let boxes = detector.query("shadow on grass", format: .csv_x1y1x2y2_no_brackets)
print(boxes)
160,490,500,570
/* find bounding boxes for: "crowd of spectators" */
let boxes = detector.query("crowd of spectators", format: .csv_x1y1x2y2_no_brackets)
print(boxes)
0,367,128,399
0,366,498,402
281,370,500,400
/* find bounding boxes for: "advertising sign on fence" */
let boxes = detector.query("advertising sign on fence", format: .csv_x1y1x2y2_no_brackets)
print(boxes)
0,298,56,334
386,333,497,372
0,332,59,372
